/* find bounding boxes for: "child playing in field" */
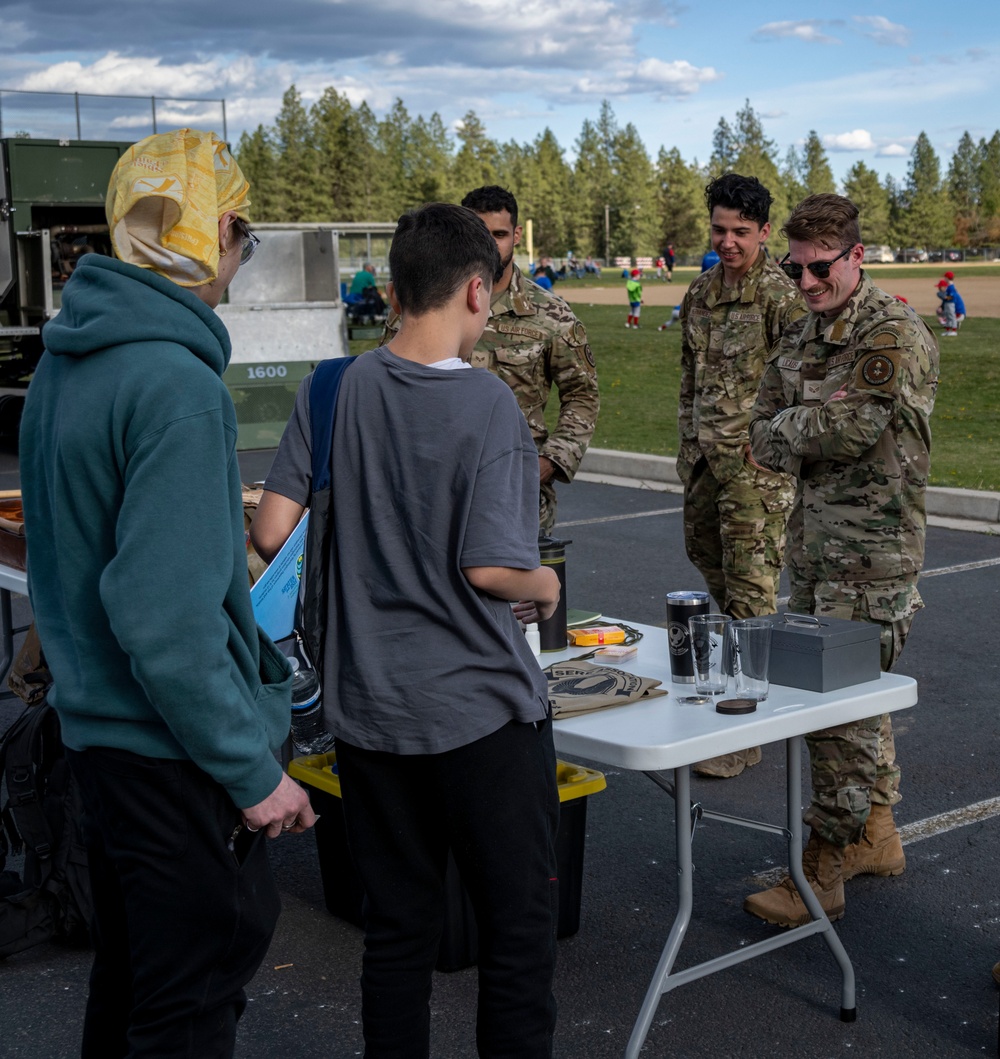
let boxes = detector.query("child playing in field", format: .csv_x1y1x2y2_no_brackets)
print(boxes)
936,279,961,336
658,305,681,330
937,272,966,335
625,267,643,329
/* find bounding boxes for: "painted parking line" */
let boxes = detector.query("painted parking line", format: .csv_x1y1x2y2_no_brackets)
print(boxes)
749,795,1000,889
920,556,1000,577
559,506,683,528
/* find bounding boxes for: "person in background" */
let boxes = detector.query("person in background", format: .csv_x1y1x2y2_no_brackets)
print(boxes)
533,263,554,291
658,305,682,330
381,186,599,534
701,247,720,271
746,193,939,927
665,242,676,282
19,128,315,1058
938,271,966,335
625,267,643,328
936,279,958,336
252,203,560,1058
350,262,378,297
677,172,806,779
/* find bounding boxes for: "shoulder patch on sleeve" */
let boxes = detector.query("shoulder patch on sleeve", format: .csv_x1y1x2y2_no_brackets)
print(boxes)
854,349,901,392
868,326,905,349
568,320,588,347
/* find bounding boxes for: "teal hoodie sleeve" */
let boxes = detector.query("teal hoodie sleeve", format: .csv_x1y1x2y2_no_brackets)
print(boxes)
99,400,287,809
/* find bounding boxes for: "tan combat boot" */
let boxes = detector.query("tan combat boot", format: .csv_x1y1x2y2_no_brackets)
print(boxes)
693,746,762,778
743,830,846,928
841,803,906,881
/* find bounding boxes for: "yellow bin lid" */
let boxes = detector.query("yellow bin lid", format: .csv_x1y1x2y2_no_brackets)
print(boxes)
289,753,606,804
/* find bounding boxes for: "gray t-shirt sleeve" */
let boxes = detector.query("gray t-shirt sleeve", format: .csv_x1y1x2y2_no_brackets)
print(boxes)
460,394,541,571
262,373,313,506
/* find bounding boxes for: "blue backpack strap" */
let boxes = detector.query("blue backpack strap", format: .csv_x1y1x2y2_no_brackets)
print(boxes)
308,356,355,491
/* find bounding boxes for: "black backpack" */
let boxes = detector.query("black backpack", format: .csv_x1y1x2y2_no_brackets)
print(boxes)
0,701,92,958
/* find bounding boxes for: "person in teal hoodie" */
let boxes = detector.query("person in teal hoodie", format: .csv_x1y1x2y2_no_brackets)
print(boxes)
18,129,315,1059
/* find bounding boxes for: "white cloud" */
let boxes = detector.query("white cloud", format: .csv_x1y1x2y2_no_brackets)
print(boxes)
20,52,226,98
824,129,875,151
853,15,911,47
876,143,909,157
753,20,841,45
0,20,32,49
631,58,721,95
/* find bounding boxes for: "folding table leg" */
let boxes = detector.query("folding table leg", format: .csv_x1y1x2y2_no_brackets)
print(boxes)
625,765,693,1059
784,734,857,1021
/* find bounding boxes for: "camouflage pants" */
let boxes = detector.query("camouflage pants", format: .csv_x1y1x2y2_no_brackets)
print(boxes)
683,457,793,618
789,573,916,846
539,481,557,534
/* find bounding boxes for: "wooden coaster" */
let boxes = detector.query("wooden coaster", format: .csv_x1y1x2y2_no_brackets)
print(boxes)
716,698,757,715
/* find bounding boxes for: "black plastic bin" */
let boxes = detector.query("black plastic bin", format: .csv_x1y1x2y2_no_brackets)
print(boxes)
288,752,606,972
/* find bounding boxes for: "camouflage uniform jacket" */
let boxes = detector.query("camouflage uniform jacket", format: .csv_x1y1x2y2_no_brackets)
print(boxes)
382,265,599,481
749,272,939,596
677,250,806,486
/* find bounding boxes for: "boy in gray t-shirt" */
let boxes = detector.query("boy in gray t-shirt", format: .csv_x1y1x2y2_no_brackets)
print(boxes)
252,203,561,1057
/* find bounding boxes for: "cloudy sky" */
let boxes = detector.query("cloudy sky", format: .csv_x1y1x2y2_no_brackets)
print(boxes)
0,0,996,183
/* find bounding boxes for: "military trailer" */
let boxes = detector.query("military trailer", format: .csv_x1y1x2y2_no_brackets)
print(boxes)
0,136,349,449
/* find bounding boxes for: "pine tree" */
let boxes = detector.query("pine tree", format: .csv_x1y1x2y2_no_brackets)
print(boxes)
273,86,325,221
310,87,376,221
236,126,281,222
977,132,1000,243
801,131,835,196
656,147,708,254
450,111,499,199
901,132,953,248
843,162,891,246
708,118,737,179
572,111,615,259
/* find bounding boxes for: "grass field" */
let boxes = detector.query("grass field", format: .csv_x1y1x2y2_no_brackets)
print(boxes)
551,305,1000,492
350,302,1000,492
551,262,1000,286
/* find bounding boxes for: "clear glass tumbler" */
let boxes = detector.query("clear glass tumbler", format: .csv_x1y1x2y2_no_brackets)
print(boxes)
688,613,732,696
731,617,772,701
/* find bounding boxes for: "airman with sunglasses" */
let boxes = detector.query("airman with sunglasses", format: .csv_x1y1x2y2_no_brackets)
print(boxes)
746,193,940,928
677,173,806,779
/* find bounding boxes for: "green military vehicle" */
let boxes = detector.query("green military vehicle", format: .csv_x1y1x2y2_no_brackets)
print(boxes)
0,136,348,449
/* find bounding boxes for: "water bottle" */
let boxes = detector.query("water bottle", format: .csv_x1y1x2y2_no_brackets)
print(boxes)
288,635,334,757
525,623,541,656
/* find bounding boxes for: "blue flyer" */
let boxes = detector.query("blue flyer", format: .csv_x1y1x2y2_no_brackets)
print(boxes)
250,512,309,642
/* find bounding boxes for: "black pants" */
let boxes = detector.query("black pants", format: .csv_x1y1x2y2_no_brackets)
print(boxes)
336,718,560,1059
67,747,281,1059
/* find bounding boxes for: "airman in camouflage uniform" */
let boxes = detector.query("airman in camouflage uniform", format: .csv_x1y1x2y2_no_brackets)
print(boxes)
679,251,804,615
382,187,598,533
679,174,805,780
745,193,939,928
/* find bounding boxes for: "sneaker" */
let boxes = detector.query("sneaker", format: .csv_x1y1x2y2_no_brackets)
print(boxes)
944,330,958,337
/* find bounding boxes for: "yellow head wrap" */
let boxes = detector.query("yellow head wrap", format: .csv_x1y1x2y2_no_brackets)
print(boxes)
105,128,251,287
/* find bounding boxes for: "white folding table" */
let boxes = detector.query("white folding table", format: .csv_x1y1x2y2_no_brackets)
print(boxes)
546,620,917,1058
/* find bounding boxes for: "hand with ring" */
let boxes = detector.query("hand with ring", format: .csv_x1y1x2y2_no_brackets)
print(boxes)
241,773,318,838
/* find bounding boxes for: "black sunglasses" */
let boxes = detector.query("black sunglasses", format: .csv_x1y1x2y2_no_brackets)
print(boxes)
779,245,853,281
231,218,260,266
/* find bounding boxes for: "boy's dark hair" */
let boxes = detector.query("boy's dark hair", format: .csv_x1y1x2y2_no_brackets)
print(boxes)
782,194,862,250
705,173,773,227
460,185,518,228
389,203,502,316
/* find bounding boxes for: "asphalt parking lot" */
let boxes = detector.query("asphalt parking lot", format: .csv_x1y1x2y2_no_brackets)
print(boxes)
2,459,1000,1058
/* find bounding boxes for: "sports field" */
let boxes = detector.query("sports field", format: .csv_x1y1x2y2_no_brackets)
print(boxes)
558,265,999,318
